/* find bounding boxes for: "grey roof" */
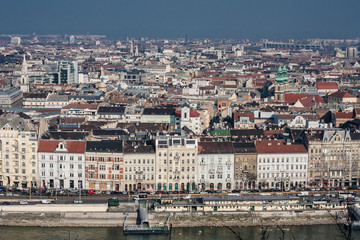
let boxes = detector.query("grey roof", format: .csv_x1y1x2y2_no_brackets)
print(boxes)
47,94,69,101
0,114,35,132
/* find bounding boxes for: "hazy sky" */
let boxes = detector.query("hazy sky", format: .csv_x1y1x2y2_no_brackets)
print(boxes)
1,0,360,39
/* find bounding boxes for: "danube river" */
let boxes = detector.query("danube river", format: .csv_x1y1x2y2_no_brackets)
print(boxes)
0,225,360,240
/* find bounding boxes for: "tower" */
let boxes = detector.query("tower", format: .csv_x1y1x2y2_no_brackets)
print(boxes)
135,45,139,56
181,102,190,122
130,40,134,56
20,54,30,92
274,66,289,102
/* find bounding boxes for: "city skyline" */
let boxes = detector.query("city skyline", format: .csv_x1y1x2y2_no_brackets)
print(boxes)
2,0,360,39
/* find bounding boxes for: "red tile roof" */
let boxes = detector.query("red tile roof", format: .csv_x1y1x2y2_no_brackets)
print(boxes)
175,109,200,117
328,91,356,98
234,112,254,120
334,112,354,119
63,103,99,110
255,140,307,154
284,94,325,104
316,82,338,90
38,140,86,153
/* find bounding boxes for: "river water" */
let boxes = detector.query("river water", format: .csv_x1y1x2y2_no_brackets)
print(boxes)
0,225,359,240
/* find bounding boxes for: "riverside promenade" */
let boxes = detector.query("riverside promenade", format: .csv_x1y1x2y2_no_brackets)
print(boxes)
0,202,343,228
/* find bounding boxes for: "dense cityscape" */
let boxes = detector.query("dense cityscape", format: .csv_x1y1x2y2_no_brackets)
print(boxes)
1,35,360,193
2,34,360,238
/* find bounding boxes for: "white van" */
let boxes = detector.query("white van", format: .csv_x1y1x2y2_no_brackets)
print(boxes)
41,199,51,204
297,191,309,196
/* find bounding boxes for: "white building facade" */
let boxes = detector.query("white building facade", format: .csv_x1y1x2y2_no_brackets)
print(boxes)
256,140,308,190
38,140,86,189
198,142,234,191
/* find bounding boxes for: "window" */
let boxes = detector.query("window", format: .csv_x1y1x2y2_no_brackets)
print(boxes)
70,164,74,169
78,164,82,169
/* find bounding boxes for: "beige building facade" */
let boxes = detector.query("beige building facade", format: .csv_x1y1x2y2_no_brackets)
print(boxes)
155,136,198,192
0,114,38,188
306,130,360,188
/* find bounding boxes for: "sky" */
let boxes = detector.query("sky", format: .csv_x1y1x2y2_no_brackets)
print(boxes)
1,0,360,40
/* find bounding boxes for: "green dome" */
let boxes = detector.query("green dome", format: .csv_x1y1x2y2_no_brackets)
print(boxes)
276,65,289,85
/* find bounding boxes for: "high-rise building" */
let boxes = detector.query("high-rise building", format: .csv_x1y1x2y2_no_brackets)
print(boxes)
10,37,21,45
57,60,78,84
69,35,75,44
346,47,358,59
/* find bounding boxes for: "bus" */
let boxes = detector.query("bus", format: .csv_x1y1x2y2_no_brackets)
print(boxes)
338,192,354,199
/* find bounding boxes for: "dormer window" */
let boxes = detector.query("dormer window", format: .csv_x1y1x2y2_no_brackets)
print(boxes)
59,143,64,149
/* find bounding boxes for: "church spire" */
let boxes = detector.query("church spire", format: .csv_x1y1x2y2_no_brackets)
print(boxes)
21,54,28,74
20,54,30,92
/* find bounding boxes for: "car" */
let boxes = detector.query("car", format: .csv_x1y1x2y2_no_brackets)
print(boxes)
2,202,11,205
41,199,51,204
73,200,83,204
19,201,28,205
87,190,95,194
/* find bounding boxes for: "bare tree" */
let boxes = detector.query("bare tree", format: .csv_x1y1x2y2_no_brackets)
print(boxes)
276,225,286,240
327,209,353,240
259,225,270,240
225,226,245,240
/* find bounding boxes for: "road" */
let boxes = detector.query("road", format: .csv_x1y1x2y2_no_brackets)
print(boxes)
0,190,356,205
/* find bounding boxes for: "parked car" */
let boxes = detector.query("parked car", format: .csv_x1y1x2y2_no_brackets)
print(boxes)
73,200,83,204
41,199,51,204
19,201,28,205
2,202,11,205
